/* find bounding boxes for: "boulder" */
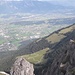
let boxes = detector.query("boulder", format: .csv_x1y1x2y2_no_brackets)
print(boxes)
10,57,34,75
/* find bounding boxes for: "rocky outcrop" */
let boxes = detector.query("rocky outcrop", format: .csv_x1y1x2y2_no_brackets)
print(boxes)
0,71,9,75
10,57,34,75
46,41,75,75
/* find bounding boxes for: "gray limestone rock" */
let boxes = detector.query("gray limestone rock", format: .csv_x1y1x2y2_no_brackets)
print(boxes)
10,57,34,75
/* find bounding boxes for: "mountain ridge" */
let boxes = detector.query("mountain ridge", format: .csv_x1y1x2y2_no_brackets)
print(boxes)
0,1,73,14
0,24,75,75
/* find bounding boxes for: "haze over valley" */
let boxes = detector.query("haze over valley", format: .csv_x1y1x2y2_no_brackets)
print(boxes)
0,13,75,51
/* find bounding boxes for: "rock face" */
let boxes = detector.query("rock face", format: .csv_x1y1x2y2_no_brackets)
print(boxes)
10,57,34,75
0,71,9,75
46,41,75,75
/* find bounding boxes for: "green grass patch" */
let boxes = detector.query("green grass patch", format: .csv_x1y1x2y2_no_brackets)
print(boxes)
0,40,5,45
19,48,49,64
10,38,20,47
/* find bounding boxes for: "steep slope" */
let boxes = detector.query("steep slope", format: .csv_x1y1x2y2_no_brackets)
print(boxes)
45,39,75,75
12,24,75,75
34,25,75,75
0,24,75,74
17,24,75,56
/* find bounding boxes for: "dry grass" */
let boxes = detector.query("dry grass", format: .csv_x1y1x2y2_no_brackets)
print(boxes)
59,26,73,34
46,33,66,44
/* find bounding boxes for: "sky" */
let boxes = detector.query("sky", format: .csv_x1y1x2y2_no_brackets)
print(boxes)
0,0,73,1
38,0,75,6
38,0,74,1
38,0,75,3
0,0,75,5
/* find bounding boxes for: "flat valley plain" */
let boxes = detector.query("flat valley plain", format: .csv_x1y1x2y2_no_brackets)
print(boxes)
0,13,75,51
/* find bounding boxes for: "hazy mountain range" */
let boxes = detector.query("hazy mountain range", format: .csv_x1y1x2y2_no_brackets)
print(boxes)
0,0,75,14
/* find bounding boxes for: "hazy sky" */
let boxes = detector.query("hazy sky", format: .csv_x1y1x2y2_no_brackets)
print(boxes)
38,0,75,2
0,0,75,3
0,0,74,1
38,0,74,1
39,0,75,6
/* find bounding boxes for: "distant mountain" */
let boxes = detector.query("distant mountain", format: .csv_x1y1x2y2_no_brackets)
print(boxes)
0,0,73,14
